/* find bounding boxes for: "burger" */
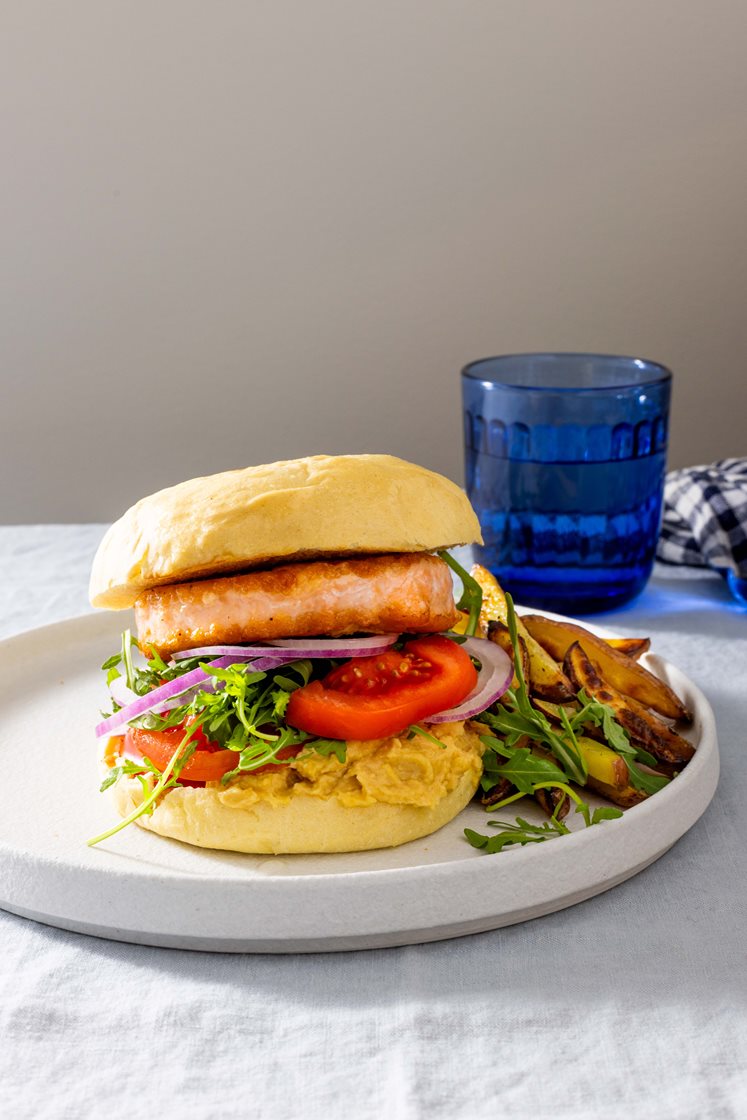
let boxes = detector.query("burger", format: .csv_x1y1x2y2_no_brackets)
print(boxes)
88,454,513,853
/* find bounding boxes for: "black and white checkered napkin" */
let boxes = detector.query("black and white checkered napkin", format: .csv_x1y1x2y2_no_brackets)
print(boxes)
656,457,747,577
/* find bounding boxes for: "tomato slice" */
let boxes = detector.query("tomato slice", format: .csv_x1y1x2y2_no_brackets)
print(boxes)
124,726,239,783
285,635,477,741
122,726,301,783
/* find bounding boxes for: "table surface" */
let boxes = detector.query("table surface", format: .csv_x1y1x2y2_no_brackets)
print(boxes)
1,525,746,1120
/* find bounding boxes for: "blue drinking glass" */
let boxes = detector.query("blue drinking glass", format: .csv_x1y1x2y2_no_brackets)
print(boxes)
461,353,672,614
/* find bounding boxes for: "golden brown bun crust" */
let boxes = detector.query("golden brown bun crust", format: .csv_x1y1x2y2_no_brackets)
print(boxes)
106,722,484,854
89,454,482,609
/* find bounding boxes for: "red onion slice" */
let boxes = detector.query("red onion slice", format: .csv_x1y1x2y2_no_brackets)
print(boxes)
96,651,300,739
171,644,295,661
265,635,399,655
425,637,513,724
172,635,400,660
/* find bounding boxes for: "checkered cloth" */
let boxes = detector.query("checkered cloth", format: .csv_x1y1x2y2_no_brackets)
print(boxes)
656,458,747,577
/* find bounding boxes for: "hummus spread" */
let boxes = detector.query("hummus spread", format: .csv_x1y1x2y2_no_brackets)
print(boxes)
215,720,485,811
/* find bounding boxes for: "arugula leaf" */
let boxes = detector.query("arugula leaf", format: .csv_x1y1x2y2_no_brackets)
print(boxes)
630,745,662,769
625,760,670,796
220,731,347,784
591,806,625,825
99,759,151,792
481,737,568,797
465,817,569,853
407,724,448,749
141,645,169,673
438,550,483,637
272,689,292,720
573,689,630,754
121,629,136,691
272,659,314,690
295,738,347,764
481,696,588,786
482,707,542,747
89,723,201,846
465,795,623,853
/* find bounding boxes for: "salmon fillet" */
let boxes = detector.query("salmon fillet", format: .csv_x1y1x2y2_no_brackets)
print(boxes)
134,553,458,658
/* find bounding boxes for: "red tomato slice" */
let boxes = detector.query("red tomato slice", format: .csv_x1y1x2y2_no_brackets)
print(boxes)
123,726,301,783
124,726,239,783
285,635,477,741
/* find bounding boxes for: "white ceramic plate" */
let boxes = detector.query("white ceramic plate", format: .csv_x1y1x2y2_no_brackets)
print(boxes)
0,612,718,952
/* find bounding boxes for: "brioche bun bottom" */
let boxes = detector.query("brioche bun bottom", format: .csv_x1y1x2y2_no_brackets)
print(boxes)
104,722,484,854
110,767,480,854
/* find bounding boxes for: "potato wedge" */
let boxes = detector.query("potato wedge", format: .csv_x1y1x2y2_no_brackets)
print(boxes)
522,614,692,722
470,566,575,702
451,609,488,639
471,564,508,632
481,775,571,820
524,648,577,704
606,637,651,660
481,776,516,808
585,775,648,809
614,692,695,766
533,697,574,718
564,642,695,767
532,697,599,741
576,734,629,791
532,698,580,724
534,786,570,820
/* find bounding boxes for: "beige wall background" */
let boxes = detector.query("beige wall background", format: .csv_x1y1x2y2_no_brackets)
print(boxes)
2,0,746,523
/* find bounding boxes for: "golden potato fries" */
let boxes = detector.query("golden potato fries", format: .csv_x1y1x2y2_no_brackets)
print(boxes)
533,786,570,820
575,735,629,791
521,613,692,723
470,568,695,822
564,641,695,767
585,776,648,809
451,610,487,638
471,563,509,631
606,636,651,660
481,776,516,808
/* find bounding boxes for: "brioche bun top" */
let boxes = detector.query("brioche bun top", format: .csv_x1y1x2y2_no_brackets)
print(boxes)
89,454,482,609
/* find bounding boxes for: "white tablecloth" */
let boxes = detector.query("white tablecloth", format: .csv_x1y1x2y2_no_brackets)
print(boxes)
1,525,746,1120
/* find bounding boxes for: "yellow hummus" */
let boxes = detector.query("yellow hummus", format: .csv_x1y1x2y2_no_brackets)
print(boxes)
215,720,485,811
